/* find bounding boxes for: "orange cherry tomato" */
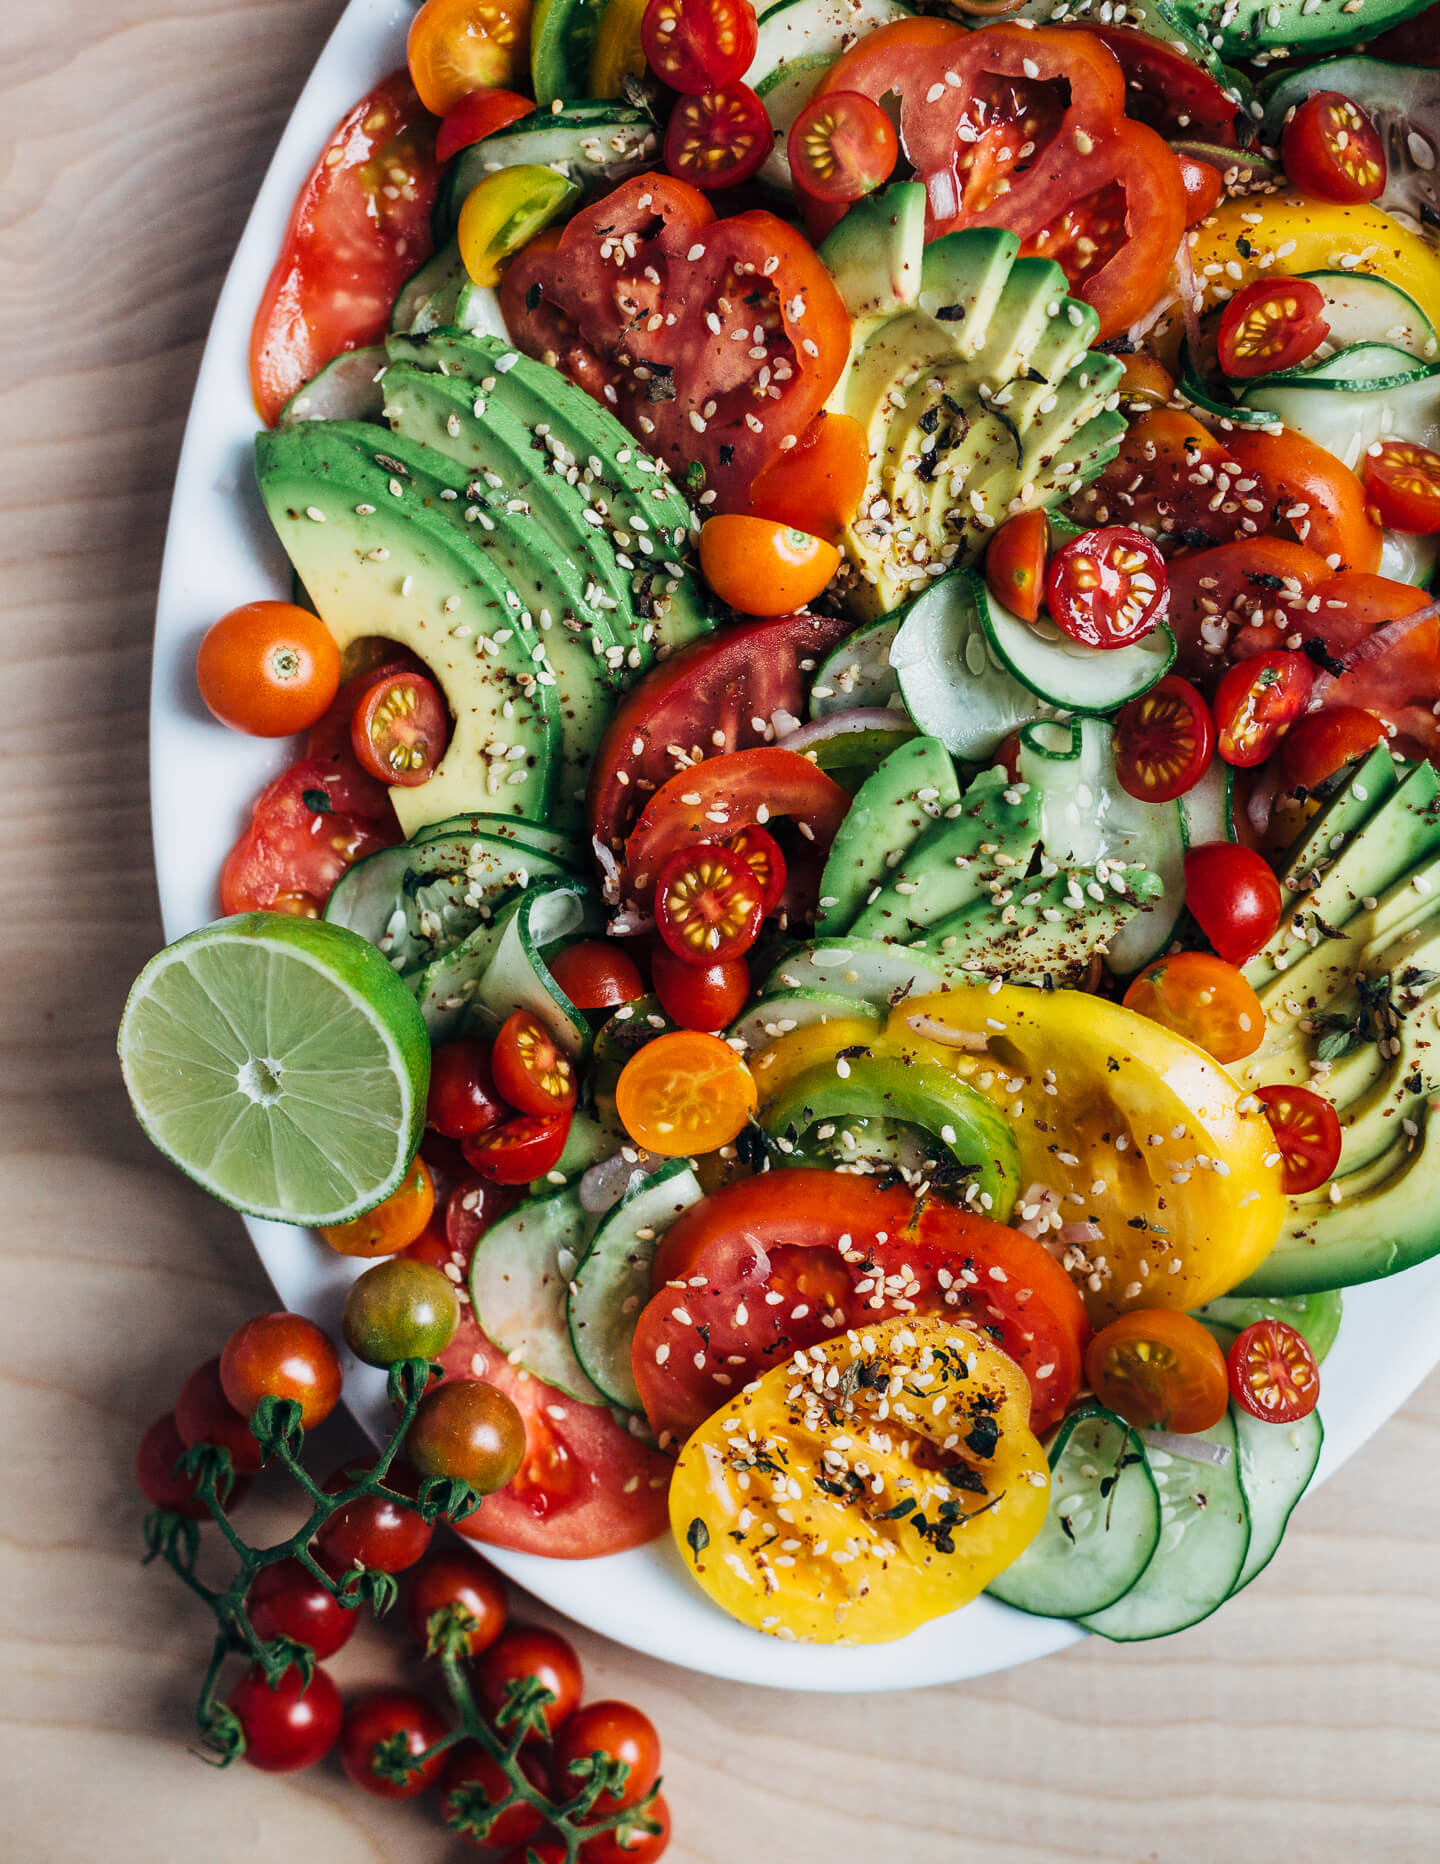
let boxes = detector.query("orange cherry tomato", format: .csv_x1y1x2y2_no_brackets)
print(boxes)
318,1158,436,1259
219,1313,344,1432
435,87,532,163
196,601,341,737
615,1030,757,1154
1279,705,1386,793
407,0,530,116
1085,1309,1230,1433
1122,951,1265,1063
985,509,1049,624
489,1010,577,1118
698,515,842,616
741,411,870,545
1116,352,1176,409
1227,1319,1320,1423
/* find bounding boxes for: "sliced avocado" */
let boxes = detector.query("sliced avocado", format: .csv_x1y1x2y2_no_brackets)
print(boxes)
819,181,928,325
1174,0,1432,60
254,422,558,833
817,736,962,938
531,0,610,105
916,227,1019,361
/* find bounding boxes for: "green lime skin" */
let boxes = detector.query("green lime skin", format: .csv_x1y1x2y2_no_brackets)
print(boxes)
342,1259,462,1367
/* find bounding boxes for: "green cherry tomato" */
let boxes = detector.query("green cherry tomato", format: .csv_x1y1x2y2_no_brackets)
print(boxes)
342,1257,462,1367
406,1378,526,1493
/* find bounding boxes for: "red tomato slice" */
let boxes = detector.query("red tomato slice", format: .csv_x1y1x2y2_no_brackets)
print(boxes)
1302,573,1440,760
1254,1084,1342,1195
1227,1319,1320,1423
435,88,532,164
1281,90,1386,205
726,823,786,916
351,669,449,786
1214,651,1315,767
250,72,441,426
1363,438,1440,535
985,510,1049,625
642,0,757,95
664,82,771,191
463,1113,572,1185
1066,25,1239,144
789,91,898,204
502,173,850,509
654,843,764,965
219,754,399,916
1044,526,1168,648
1217,278,1329,380
490,1011,577,1118
1073,409,1241,547
1167,536,1331,684
1113,673,1215,803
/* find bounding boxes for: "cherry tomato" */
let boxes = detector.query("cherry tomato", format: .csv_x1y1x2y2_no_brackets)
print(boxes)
615,1028,757,1154
789,91,898,204
405,1546,508,1656
1183,841,1283,965
664,84,772,191
343,1256,461,1365
444,1742,550,1847
553,1700,661,1813
726,824,787,917
1122,951,1266,1064
1177,152,1224,226
407,0,530,115
1045,527,1167,648
175,1357,265,1475
228,1660,342,1773
314,1460,435,1574
436,87,532,163
985,510,1049,625
463,1110,572,1184
651,948,750,1031
350,669,448,786
443,1172,518,1261
1116,353,1176,411
196,601,340,737
641,0,757,94
407,1378,527,1493
428,1039,510,1139
475,1625,583,1740
581,1795,673,1862
1227,1318,1321,1423
1217,277,1329,380
219,1313,342,1432
741,411,870,546
1281,90,1386,205
490,1010,578,1118
548,939,646,1011
319,1157,436,1259
1214,651,1315,767
699,515,841,615
339,1688,449,1799
655,843,764,967
136,1412,248,1518
1086,1309,1230,1433
1114,674,1215,804
1363,438,1440,536
1255,1084,1343,1196
1279,706,1386,793
247,1556,358,1661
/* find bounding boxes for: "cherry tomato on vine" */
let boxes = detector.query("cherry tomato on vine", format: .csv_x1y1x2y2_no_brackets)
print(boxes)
699,515,841,616
343,1256,461,1365
1114,674,1214,804
1215,652,1315,768
247,1556,359,1660
1281,90,1386,204
407,1378,527,1493
476,1625,583,1740
428,1038,511,1139
1085,1309,1230,1433
436,86,532,163
651,948,750,1032
641,0,757,94
1255,1084,1343,1195
664,84,772,190
405,1546,508,1656
463,1110,572,1184
727,823,786,917
351,669,448,786
196,601,341,737
136,1412,248,1518
491,1010,577,1117
340,1688,450,1798
1183,841,1283,965
314,1460,435,1574
1122,951,1266,1063
1044,527,1168,648
553,1700,661,1813
220,1313,343,1431
655,843,764,966
1227,1319,1321,1423
985,509,1048,625
548,939,646,1011
1362,438,1440,535
788,90,898,203
741,411,870,545
175,1357,265,1475
1216,277,1329,380
445,1743,550,1847
615,1029,757,1154
319,1157,436,1259
407,0,530,115
581,1797,673,1862
228,1660,343,1773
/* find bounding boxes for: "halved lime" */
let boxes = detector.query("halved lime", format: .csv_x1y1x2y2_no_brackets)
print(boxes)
118,913,430,1225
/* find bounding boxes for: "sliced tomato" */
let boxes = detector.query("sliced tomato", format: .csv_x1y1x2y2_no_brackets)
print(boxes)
1177,153,1224,228
1044,526,1168,648
250,72,441,426
502,173,850,508
1224,425,1383,574
1114,673,1215,803
1254,1084,1342,1196
664,83,771,191
219,754,399,917
1215,651,1315,767
1072,409,1242,547
614,1028,757,1154
1217,278,1329,380
1167,536,1331,684
654,843,764,964
1227,1319,1320,1423
435,87,532,163
740,410,870,545
641,0,757,95
985,510,1049,625
1363,438,1440,535
463,1112,572,1184
726,823,786,916
351,669,448,785
1067,25,1239,145
1302,573,1440,760
490,1011,577,1118
1281,90,1386,205
789,91,898,204
1279,706,1386,793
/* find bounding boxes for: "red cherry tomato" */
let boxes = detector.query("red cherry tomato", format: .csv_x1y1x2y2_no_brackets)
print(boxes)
406,1377,527,1494
247,1556,358,1660
340,1688,449,1799
788,91,898,204
726,824,787,917
1281,90,1386,204
1217,277,1329,380
351,669,449,786
651,947,750,1031
1279,706,1386,793
641,0,757,94
136,1412,249,1517
219,1313,343,1432
428,1038,511,1138
655,843,764,967
1255,1084,1343,1195
985,510,1049,625
463,1111,573,1184
664,84,771,191
228,1660,342,1773
314,1460,434,1574
553,1699,662,1814
1044,527,1168,648
174,1357,265,1476
1227,1318,1321,1423
491,1010,578,1117
1362,438,1440,536
1114,673,1215,804
405,1546,508,1656
475,1625,583,1741
444,1742,550,1847
435,88,533,164
1183,841,1283,965
547,939,646,1011
1214,651,1315,767
580,1794,673,1861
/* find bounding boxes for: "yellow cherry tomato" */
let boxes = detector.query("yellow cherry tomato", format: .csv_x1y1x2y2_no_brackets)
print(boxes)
669,1314,1048,1644
318,1157,435,1258
615,1030,757,1155
589,0,649,98
457,165,581,287
407,0,531,116
699,516,843,617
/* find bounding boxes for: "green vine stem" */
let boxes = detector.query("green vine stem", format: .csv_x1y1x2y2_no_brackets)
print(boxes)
141,1354,662,1861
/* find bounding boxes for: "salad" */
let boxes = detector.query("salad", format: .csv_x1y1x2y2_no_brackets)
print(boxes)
123,0,1440,1663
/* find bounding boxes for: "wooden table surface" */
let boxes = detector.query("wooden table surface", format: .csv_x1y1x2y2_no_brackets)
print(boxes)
5,4,1439,1859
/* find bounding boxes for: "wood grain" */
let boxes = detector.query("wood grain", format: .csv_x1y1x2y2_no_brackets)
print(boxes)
3,6,1438,1859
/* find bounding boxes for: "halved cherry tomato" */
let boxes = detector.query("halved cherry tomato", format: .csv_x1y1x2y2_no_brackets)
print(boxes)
654,843,764,966
1254,1084,1343,1196
651,949,750,1031
1183,841,1283,965
546,940,645,1011
407,0,530,115
426,1039,510,1139
664,83,771,191
435,86,532,162
197,601,341,738
319,1158,437,1259
1363,438,1440,536
789,91,898,204
351,669,448,785
741,411,870,545
1085,1309,1229,1433
699,516,841,615
727,823,786,916
1217,278,1329,380
457,165,580,288
1279,706,1386,793
1215,650,1314,767
490,1011,577,1117
1281,90,1386,205
1227,1318,1321,1423
641,0,756,94
985,510,1048,625
1114,673,1215,804
1044,527,1168,648
1178,152,1224,226
615,1030,757,1154
463,1112,572,1185
1122,951,1265,1063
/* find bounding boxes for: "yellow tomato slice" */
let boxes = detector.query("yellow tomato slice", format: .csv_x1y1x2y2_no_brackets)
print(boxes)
669,1315,1047,1644
457,164,580,287
745,1013,886,1100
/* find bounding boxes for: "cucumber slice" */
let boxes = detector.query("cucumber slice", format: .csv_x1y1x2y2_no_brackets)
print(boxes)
405,906,517,1040
1080,1411,1250,1642
808,618,901,718
1194,1290,1343,1364
762,937,952,1012
1241,350,1440,472
473,878,602,1058
1231,1405,1324,1595
392,244,466,335
467,1185,605,1404
279,348,387,425
435,105,658,242
729,988,885,1058
592,994,676,1069
976,577,1175,714
410,814,579,867
567,1160,704,1410
1180,758,1235,848
1298,271,1438,364
543,1109,620,1186
987,1405,1160,1620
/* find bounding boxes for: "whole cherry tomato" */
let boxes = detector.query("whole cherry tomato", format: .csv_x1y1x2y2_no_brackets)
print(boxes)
197,601,341,737
1279,706,1386,793
247,1556,358,1661
406,1378,527,1493
405,1546,508,1656
136,1412,249,1517
444,1742,551,1847
1183,841,1283,965
227,1660,342,1773
651,947,750,1032
475,1625,584,1740
547,939,646,1012
553,1700,662,1813
174,1357,265,1475
580,1796,673,1862
699,516,841,615
428,1039,511,1138
340,1687,450,1798
314,1460,434,1574
219,1313,343,1431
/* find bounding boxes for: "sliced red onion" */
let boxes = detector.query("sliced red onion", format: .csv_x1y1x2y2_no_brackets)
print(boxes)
905,1012,991,1050
1172,237,1204,360
1057,1220,1104,1249
1012,1183,1060,1240
578,1149,664,1216
591,835,623,905
1245,762,1279,839
777,709,909,755
1139,1427,1233,1467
